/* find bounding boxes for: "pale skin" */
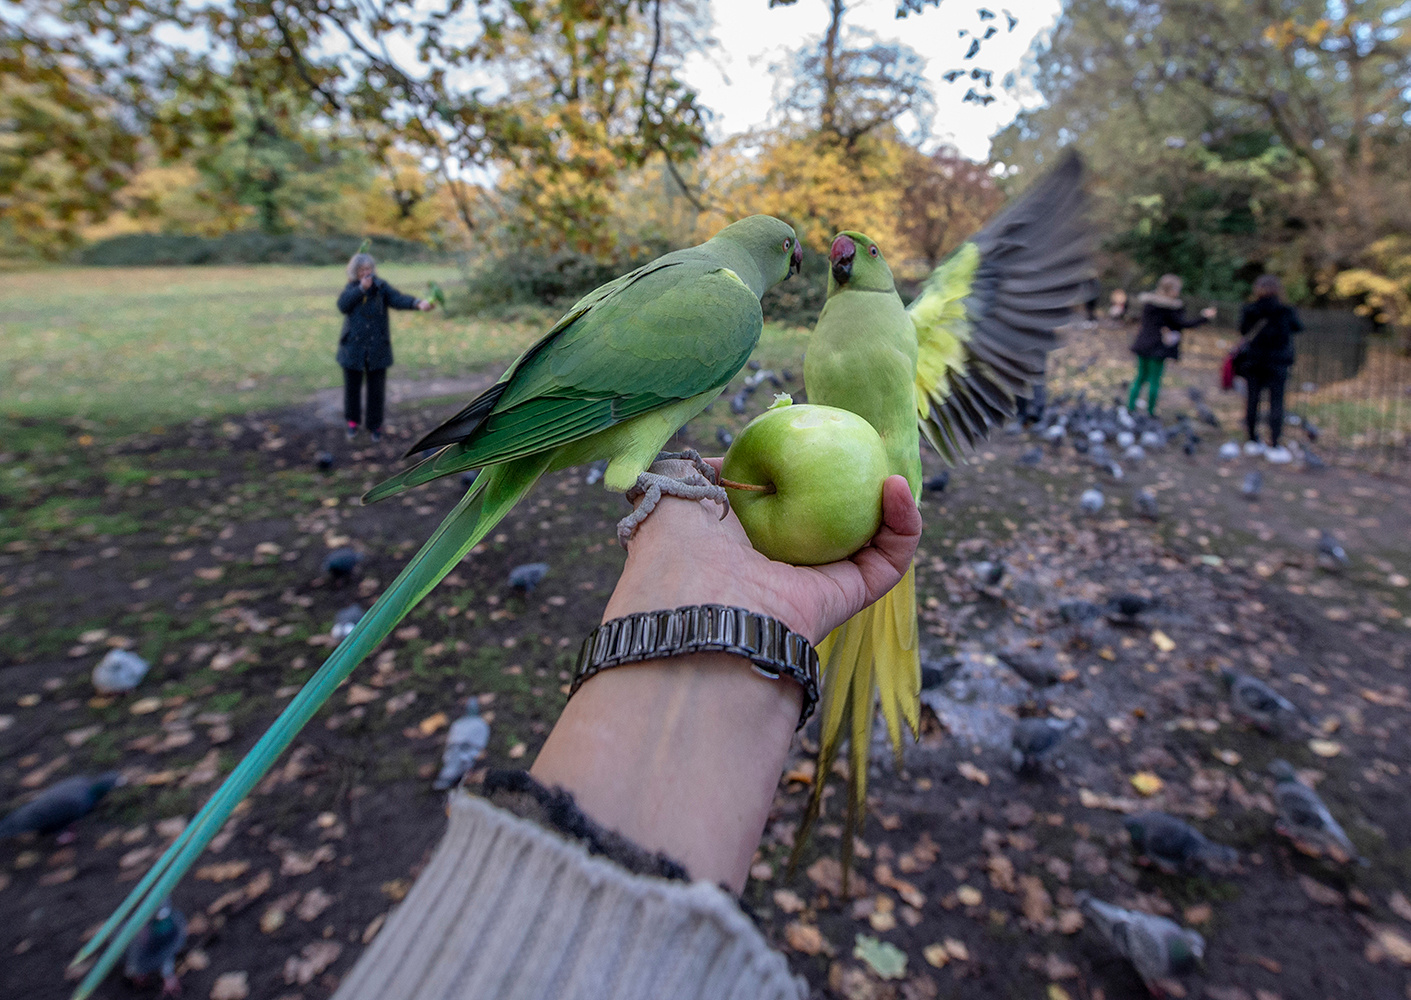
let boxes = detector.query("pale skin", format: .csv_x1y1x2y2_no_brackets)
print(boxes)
531,459,922,892
357,263,434,311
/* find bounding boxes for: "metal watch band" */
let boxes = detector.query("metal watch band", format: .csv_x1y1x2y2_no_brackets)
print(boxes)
570,605,820,729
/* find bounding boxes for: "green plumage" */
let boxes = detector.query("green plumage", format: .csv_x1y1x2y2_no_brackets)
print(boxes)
72,216,803,999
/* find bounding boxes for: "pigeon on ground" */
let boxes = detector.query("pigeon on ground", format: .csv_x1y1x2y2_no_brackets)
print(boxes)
1218,441,1241,459
1107,593,1155,620
1134,488,1159,520
1303,448,1325,471
1073,435,1090,455
0,773,124,841
1124,811,1239,874
972,561,1005,587
315,451,336,472
1117,430,1136,449
716,427,734,449
1080,488,1105,513
1011,716,1084,771
923,471,950,493
1220,669,1299,733
1304,419,1320,442
331,604,364,642
729,392,748,415
1241,471,1261,499
1317,531,1350,568
1269,759,1361,863
920,657,963,690
1140,430,1163,449
124,900,188,997
508,562,549,594
1123,445,1146,461
434,698,492,790
1058,600,1103,624
93,649,150,695
997,648,1072,688
1018,446,1042,466
1078,893,1205,996
584,459,607,485
1105,460,1125,480
1088,429,1107,444
321,547,362,584
1196,404,1220,429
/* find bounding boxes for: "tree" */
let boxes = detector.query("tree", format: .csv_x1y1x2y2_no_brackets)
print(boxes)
895,145,1002,268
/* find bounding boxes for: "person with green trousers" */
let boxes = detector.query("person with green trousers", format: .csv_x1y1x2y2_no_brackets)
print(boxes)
1127,274,1216,415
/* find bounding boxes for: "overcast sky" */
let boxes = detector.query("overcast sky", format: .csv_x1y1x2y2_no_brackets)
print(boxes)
682,0,1061,160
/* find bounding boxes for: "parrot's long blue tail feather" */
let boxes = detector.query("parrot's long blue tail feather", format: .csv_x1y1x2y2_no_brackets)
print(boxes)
70,455,550,999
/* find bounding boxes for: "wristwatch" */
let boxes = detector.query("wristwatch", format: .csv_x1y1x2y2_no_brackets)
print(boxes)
570,605,820,729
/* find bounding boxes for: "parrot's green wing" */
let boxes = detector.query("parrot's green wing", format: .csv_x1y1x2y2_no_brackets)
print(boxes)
912,153,1091,463
366,261,761,501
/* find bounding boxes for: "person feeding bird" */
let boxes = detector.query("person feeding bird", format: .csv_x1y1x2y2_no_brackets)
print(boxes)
72,215,805,997
784,153,1091,881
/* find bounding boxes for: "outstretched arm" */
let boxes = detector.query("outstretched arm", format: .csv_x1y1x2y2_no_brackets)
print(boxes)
530,465,921,891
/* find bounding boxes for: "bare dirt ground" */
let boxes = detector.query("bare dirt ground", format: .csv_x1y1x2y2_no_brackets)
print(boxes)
2,341,1410,1000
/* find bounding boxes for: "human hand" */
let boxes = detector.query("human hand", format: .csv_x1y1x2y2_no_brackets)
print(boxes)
1201,306,1218,319
605,458,922,645
418,299,434,311
359,274,374,291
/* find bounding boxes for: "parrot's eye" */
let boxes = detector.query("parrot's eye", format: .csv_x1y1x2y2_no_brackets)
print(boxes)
869,245,879,257
783,238,792,251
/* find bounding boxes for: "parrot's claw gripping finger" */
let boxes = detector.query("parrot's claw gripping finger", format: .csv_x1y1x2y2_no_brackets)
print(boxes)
655,449,718,485
617,471,729,547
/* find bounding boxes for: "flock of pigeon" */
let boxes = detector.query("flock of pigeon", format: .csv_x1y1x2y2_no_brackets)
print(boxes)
905,387,1365,994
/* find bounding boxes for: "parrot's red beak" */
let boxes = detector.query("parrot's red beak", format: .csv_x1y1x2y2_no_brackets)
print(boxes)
790,239,803,276
830,235,855,285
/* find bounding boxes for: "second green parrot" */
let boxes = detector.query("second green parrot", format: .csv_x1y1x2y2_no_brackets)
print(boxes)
793,154,1091,879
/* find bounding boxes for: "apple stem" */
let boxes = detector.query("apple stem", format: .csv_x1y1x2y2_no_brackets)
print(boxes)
719,477,776,494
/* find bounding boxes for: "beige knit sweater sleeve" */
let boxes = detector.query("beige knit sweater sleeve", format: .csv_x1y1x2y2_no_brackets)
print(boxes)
333,789,807,1000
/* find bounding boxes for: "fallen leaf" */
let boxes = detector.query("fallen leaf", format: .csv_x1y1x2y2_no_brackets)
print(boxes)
1184,904,1213,925
1374,926,1411,965
957,761,991,786
784,921,826,955
853,934,907,980
1298,875,1343,907
1150,630,1176,653
209,971,249,1000
944,938,970,962
1056,908,1084,934
1389,891,1411,924
956,885,983,907
773,889,806,914
296,887,334,921
195,861,251,883
130,697,162,715
1308,739,1343,758
923,943,950,968
1047,986,1072,1000
1214,749,1242,766
280,844,335,876
345,684,379,706
417,712,449,736
284,941,343,985
381,878,411,902
508,743,527,759
1130,771,1164,796
1078,788,1138,813
362,913,387,944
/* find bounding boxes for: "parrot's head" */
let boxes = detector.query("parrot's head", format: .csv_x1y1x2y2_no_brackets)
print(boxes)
714,215,803,294
828,232,895,295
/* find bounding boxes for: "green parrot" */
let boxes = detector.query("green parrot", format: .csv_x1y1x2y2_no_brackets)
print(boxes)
427,279,447,309
72,215,804,998
791,154,1091,882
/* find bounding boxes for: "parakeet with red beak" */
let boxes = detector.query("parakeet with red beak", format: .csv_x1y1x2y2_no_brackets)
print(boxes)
793,154,1091,881
73,215,804,998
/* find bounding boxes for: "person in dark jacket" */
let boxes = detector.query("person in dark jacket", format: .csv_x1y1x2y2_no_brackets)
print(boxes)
337,252,433,442
1127,274,1217,415
1237,274,1303,462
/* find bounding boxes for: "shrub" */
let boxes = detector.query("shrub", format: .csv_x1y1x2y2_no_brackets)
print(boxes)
77,231,444,267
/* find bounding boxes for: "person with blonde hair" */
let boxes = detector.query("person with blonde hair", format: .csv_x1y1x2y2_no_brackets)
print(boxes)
337,252,434,443
1127,273,1216,415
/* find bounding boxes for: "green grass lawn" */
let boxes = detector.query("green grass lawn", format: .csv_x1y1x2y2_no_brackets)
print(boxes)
0,264,810,436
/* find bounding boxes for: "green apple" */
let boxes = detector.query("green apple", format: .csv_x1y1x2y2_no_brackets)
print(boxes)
721,395,890,565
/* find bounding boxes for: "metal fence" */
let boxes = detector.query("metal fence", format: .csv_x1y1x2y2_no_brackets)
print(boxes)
1195,301,1410,471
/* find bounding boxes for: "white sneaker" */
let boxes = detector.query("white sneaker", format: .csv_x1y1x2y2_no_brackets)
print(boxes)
1243,440,1265,456
1265,446,1292,464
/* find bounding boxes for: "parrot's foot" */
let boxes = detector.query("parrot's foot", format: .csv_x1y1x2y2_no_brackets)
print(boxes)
655,449,719,485
617,469,728,547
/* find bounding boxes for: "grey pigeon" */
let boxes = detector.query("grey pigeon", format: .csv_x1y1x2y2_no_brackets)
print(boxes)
1196,403,1220,429
331,604,364,641
1218,440,1241,459
920,657,963,690
1058,600,1102,624
434,698,491,790
1134,489,1159,520
729,391,748,415
1116,430,1136,449
1304,418,1320,441
124,900,187,996
1241,470,1262,499
1011,716,1083,771
1018,446,1042,466
923,471,950,493
1269,759,1361,863
1123,445,1146,461
1139,430,1163,449
972,560,1005,587
315,451,336,472
1079,894,1204,994
1105,460,1125,480
585,459,607,485
0,772,123,841
1317,531,1349,568
1220,669,1299,733
1303,448,1325,471
508,562,550,594
92,649,150,694
1124,811,1238,874
321,547,362,583
997,648,1070,688
1080,488,1105,513
716,427,734,449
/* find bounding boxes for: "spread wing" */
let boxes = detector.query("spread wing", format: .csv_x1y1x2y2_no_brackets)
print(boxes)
911,152,1092,463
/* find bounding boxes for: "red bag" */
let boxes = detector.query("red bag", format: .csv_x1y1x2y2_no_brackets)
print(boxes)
1221,352,1236,390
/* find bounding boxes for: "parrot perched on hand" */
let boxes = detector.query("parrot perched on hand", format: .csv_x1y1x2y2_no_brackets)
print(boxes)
72,215,804,998
790,154,1090,881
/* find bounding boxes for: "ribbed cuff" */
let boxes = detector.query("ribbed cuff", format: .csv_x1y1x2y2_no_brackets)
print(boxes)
332,789,807,1000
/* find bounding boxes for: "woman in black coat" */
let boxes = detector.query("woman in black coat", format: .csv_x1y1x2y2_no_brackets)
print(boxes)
337,252,434,442
1237,274,1302,461
1127,273,1216,415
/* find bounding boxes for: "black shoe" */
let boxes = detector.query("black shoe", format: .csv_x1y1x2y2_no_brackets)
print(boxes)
370,430,382,444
